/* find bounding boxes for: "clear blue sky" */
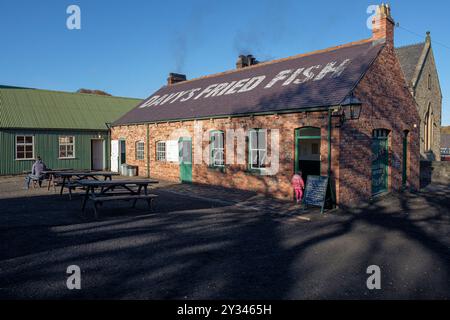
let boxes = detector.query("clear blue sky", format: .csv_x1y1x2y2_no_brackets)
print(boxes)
1,0,449,125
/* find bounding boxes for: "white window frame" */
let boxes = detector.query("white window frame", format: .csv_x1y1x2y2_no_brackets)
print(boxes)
249,129,267,170
210,131,224,167
58,136,76,159
135,141,145,160
156,141,166,161
15,135,35,160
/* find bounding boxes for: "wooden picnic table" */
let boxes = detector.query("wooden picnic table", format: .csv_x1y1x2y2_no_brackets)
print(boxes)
58,171,120,199
77,179,159,219
42,169,74,190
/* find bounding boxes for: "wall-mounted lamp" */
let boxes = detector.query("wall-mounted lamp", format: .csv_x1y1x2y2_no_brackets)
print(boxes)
333,93,363,127
341,94,362,121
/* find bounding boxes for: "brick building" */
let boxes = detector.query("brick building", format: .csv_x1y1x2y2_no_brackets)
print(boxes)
396,32,442,161
112,4,420,207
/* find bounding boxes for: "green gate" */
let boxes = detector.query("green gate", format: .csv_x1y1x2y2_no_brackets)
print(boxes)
371,129,389,195
179,137,192,183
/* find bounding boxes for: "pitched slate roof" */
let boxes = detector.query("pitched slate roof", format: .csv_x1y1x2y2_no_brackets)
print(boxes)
0,86,141,130
114,40,384,125
395,43,425,85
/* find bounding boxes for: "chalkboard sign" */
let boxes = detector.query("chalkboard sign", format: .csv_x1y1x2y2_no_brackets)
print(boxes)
303,175,328,213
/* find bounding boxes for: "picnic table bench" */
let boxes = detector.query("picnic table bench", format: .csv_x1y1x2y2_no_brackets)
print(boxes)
57,171,120,199
77,179,159,219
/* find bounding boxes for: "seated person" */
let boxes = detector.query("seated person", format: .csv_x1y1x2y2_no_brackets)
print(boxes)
24,156,47,189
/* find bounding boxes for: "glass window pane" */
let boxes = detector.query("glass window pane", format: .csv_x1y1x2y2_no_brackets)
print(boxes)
312,143,319,155
259,150,267,167
182,141,191,162
258,131,266,149
25,145,33,152
17,136,24,143
218,132,224,148
250,131,257,150
251,150,258,166
17,145,24,152
17,151,24,159
25,136,33,143
215,150,224,165
26,152,33,159
299,127,320,137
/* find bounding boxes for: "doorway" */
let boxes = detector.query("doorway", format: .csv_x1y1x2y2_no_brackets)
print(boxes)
179,137,192,183
295,127,321,182
371,129,389,195
91,139,105,170
119,139,126,165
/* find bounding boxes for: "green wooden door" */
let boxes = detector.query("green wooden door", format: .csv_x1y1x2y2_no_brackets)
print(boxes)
179,138,192,183
402,131,408,187
371,131,389,195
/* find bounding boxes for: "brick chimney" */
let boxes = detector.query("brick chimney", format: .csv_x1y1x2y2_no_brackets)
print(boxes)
372,3,395,46
236,54,259,69
167,73,186,85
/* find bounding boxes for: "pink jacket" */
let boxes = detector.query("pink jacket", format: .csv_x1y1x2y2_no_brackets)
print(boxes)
291,174,304,190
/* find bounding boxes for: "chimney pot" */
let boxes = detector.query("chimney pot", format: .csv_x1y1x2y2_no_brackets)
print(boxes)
236,54,259,69
372,3,395,46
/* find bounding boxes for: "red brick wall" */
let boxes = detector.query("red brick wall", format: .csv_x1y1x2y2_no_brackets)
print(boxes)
111,44,420,208
339,44,421,205
112,125,148,177
112,113,336,201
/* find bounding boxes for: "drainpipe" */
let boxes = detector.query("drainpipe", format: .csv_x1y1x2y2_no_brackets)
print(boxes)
327,109,332,177
146,123,150,178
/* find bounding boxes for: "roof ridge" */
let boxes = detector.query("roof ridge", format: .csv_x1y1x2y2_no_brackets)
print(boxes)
168,38,374,87
0,85,141,101
395,42,425,50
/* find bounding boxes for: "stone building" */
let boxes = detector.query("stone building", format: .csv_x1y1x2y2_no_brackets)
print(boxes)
111,4,420,207
396,33,442,161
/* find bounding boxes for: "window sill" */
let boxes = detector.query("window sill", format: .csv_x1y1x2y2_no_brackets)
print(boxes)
208,165,226,173
245,168,268,175
58,157,76,160
15,158,35,161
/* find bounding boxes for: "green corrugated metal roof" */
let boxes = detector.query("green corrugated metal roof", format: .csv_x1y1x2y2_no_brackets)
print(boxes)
0,86,141,130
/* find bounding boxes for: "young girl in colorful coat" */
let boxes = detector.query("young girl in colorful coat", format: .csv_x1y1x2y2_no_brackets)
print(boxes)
291,171,305,204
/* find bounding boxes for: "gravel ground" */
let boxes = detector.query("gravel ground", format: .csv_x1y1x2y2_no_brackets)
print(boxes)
0,175,449,299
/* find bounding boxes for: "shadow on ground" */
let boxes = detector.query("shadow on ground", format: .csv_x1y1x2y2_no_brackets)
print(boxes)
0,182,449,299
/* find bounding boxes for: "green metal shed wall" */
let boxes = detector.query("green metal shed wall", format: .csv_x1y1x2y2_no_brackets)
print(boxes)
0,129,110,175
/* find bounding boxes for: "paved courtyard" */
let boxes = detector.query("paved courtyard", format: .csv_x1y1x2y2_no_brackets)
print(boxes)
0,175,449,299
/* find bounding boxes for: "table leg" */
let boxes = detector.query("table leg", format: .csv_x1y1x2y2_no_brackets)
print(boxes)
60,176,66,195
47,174,52,191
132,185,143,208
81,186,91,212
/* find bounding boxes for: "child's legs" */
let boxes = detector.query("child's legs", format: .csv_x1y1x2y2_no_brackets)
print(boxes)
295,188,301,201
298,189,303,201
